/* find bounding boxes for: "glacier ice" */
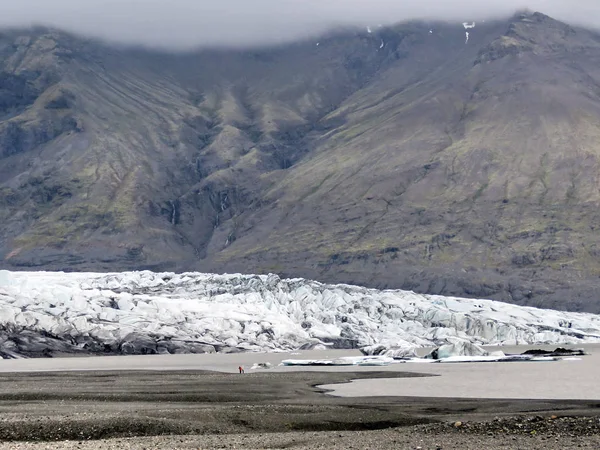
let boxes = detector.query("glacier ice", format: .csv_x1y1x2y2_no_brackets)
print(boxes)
424,340,488,359
360,341,418,359
281,356,395,367
1,270,600,358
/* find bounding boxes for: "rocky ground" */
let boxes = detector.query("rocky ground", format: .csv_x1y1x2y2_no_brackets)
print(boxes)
2,417,600,449
0,370,598,449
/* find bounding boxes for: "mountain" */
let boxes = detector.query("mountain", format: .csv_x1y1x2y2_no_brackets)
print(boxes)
2,12,600,312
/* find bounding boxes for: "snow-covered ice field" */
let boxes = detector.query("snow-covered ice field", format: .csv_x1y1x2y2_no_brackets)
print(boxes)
2,270,600,358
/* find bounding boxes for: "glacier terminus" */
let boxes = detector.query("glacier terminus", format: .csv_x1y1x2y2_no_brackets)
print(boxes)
1,270,599,359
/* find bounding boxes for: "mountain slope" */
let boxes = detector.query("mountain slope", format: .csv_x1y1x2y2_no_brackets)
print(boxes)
2,13,600,312
209,13,600,312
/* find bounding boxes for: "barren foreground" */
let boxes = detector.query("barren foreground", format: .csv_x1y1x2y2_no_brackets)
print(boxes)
0,368,599,449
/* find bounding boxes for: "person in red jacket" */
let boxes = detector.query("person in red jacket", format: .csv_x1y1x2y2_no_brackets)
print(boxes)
238,366,244,374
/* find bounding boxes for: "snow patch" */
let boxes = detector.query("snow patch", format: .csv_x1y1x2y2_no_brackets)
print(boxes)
463,22,475,44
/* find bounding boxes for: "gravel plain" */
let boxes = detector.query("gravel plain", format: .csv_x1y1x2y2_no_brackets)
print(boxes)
0,348,599,449
2,418,600,449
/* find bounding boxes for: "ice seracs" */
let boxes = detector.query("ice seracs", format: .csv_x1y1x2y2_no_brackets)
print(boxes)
424,339,488,360
1,270,600,359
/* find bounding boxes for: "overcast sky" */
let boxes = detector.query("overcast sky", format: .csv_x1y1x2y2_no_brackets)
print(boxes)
1,1,599,50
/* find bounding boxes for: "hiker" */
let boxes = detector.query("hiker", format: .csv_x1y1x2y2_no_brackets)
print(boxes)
238,365,244,374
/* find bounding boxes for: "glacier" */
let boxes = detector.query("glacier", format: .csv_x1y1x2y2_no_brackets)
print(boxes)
1,270,600,358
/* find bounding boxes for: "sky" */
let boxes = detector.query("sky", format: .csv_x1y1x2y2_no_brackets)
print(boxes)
1,0,599,50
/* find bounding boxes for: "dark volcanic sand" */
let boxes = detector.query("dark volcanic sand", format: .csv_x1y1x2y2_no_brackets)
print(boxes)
0,370,599,449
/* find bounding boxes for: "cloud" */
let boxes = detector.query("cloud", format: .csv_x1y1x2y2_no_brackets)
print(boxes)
1,0,599,50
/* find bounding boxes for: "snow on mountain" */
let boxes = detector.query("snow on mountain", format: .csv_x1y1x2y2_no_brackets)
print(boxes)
463,21,475,44
1,270,599,358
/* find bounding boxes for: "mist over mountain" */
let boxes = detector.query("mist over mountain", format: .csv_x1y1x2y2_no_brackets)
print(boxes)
1,1,600,49
2,11,600,312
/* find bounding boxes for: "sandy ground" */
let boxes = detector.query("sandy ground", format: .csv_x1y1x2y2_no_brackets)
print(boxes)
0,346,599,449
4,345,599,401
0,349,361,374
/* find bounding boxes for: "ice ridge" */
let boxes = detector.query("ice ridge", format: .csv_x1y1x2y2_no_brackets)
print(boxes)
0,270,599,358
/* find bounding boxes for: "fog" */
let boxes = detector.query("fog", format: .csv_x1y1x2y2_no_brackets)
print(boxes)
1,0,598,49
